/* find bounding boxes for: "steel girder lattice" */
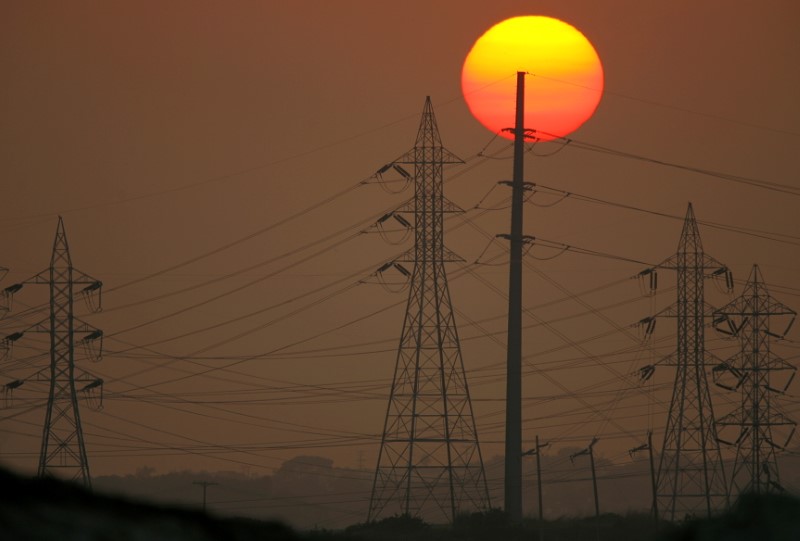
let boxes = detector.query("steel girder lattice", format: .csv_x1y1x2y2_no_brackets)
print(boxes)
713,265,796,497
368,98,490,523
649,204,729,520
4,218,104,488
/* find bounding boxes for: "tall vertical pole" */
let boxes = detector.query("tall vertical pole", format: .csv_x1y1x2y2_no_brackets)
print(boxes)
571,439,600,539
193,481,218,511
589,444,600,541
535,435,544,521
536,435,546,541
647,431,659,524
589,445,600,520
504,70,526,522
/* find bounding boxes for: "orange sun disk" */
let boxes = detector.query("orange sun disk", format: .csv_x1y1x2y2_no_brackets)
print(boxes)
462,16,604,142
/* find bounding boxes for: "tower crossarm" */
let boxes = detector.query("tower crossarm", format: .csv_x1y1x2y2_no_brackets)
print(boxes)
22,267,101,286
393,147,464,165
395,196,465,215
654,252,729,273
713,294,796,339
391,197,415,215
395,246,465,264
649,300,725,320
21,317,99,336
18,318,50,335
391,138,465,166
647,348,725,370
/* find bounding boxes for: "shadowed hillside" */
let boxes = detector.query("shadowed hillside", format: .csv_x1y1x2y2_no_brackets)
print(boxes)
1,467,799,541
0,468,300,541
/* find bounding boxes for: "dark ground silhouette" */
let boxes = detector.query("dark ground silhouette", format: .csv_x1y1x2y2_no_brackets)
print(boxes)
2,467,799,541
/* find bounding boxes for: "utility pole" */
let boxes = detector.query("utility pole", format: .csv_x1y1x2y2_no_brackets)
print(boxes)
368,97,490,523
193,480,218,511
524,435,549,541
504,70,527,523
629,431,658,524
713,265,796,498
571,437,600,540
639,204,729,520
523,435,549,521
3,217,103,488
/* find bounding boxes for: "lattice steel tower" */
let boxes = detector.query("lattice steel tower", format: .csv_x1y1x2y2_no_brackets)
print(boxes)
713,265,796,497
650,204,729,520
6,217,104,487
368,97,490,523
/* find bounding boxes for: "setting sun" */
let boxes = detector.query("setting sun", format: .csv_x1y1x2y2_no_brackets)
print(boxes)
462,16,604,141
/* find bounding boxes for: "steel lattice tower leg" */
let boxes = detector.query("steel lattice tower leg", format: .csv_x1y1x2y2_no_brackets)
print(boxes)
713,265,796,497
29,218,103,488
654,204,728,520
368,97,491,523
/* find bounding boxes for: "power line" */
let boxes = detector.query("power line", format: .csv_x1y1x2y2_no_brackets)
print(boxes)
526,71,800,139
543,133,800,197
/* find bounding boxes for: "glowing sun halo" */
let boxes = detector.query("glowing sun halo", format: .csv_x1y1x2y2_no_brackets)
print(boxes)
462,16,604,141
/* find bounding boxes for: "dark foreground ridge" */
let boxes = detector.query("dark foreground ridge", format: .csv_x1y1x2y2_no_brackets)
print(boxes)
0,468,299,541
659,491,800,541
1,467,799,541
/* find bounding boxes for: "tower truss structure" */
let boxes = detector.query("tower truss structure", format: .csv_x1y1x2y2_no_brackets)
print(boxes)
4,217,103,487
713,265,796,497
645,204,729,520
368,97,490,523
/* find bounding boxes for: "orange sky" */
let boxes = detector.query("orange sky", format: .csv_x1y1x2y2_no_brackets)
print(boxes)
1,0,799,526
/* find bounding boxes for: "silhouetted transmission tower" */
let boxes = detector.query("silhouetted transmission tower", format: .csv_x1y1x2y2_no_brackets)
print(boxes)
641,204,730,520
3,217,103,487
713,265,796,497
368,97,490,523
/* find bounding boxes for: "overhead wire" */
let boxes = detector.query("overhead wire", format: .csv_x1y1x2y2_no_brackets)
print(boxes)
526,70,800,139
542,132,800,197
525,182,800,248
6,69,799,496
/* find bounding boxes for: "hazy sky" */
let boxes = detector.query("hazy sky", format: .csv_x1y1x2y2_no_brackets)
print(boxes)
1,0,799,514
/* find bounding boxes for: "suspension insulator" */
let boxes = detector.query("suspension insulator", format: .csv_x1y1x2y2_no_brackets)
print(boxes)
639,365,655,382
713,315,737,336
637,317,656,337
725,270,734,291
393,214,411,228
85,330,103,341
5,379,24,390
82,378,104,391
393,165,411,178
5,331,24,342
4,284,23,295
